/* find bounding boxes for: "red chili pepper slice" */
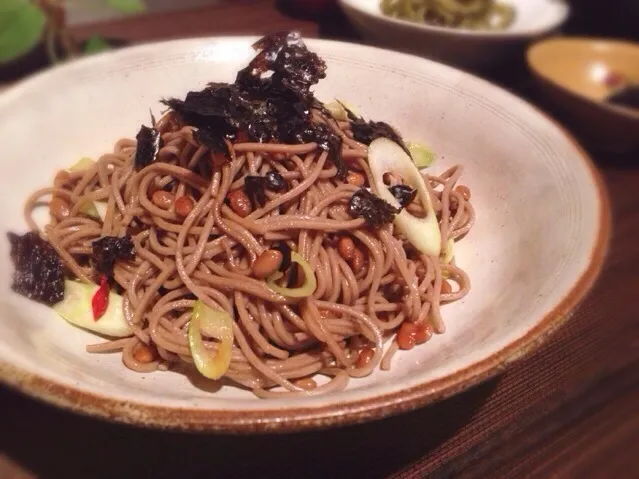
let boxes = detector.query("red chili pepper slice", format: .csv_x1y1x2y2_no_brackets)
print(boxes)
91,275,110,321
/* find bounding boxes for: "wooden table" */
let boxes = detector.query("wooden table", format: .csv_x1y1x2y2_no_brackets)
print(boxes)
2,2,638,478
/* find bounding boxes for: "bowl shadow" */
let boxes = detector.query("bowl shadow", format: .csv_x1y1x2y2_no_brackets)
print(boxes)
0,375,499,479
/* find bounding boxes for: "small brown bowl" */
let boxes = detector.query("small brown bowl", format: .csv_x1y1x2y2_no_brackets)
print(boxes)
527,37,639,152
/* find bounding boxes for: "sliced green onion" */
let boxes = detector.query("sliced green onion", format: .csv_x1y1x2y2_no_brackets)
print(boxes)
79,200,99,219
68,157,95,172
93,201,108,221
68,158,105,220
266,251,317,298
408,142,435,168
324,99,358,121
188,300,233,380
441,238,455,264
53,280,131,337
368,137,441,256
77,200,107,221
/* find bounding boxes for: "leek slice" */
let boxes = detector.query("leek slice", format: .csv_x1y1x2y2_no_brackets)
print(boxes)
69,157,95,172
188,301,233,380
67,158,107,220
407,142,436,168
77,200,107,222
368,138,441,256
266,251,317,298
53,280,131,337
324,100,358,121
441,238,455,264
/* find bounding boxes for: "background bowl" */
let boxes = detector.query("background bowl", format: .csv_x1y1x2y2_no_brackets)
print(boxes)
527,37,639,152
0,37,607,432
339,0,570,71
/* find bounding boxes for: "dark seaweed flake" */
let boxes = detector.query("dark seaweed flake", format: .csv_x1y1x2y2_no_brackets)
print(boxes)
245,176,268,207
195,127,232,156
160,32,345,175
91,235,135,279
347,189,400,227
162,85,248,133
134,114,163,170
8,232,64,305
389,184,417,208
236,31,326,99
340,102,411,157
264,170,287,191
300,123,345,179
245,170,288,207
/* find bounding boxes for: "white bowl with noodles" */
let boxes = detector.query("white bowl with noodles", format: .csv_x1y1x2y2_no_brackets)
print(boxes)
338,0,570,70
0,36,608,432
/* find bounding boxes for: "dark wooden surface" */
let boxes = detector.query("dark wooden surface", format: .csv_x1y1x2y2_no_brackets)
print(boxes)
2,2,639,478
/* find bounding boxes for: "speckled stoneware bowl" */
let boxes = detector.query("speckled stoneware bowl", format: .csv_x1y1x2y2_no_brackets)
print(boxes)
339,0,570,70
527,37,639,152
0,37,609,433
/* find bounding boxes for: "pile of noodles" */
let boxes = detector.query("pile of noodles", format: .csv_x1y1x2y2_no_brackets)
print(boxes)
380,0,515,30
25,106,474,398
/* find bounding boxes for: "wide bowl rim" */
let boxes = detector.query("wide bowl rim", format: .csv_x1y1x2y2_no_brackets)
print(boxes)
0,36,610,433
338,0,571,40
527,36,639,121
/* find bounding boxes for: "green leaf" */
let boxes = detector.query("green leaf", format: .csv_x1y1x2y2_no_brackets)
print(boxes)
106,0,146,14
84,36,112,55
0,0,46,63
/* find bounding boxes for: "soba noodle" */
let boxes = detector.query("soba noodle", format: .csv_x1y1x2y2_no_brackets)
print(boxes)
23,108,474,397
17,33,474,398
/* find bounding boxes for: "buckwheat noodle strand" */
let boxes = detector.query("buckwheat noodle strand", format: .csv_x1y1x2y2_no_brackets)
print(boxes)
26,108,474,397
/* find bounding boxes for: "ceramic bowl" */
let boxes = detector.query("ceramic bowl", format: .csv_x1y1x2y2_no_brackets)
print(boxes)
0,37,608,432
527,37,639,152
338,0,570,70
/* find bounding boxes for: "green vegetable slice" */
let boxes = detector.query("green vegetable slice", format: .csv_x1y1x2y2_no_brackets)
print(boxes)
266,252,317,298
53,280,131,337
78,200,108,221
68,157,95,172
324,100,358,122
368,137,441,256
66,158,107,220
441,238,454,264
188,300,233,380
408,142,436,168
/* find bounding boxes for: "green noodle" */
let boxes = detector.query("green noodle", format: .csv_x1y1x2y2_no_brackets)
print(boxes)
380,0,515,30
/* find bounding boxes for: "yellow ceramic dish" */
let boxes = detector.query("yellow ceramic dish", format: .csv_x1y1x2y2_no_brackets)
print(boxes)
527,37,639,151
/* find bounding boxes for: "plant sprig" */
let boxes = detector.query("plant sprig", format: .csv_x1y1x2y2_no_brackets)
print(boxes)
0,0,47,63
0,0,146,64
